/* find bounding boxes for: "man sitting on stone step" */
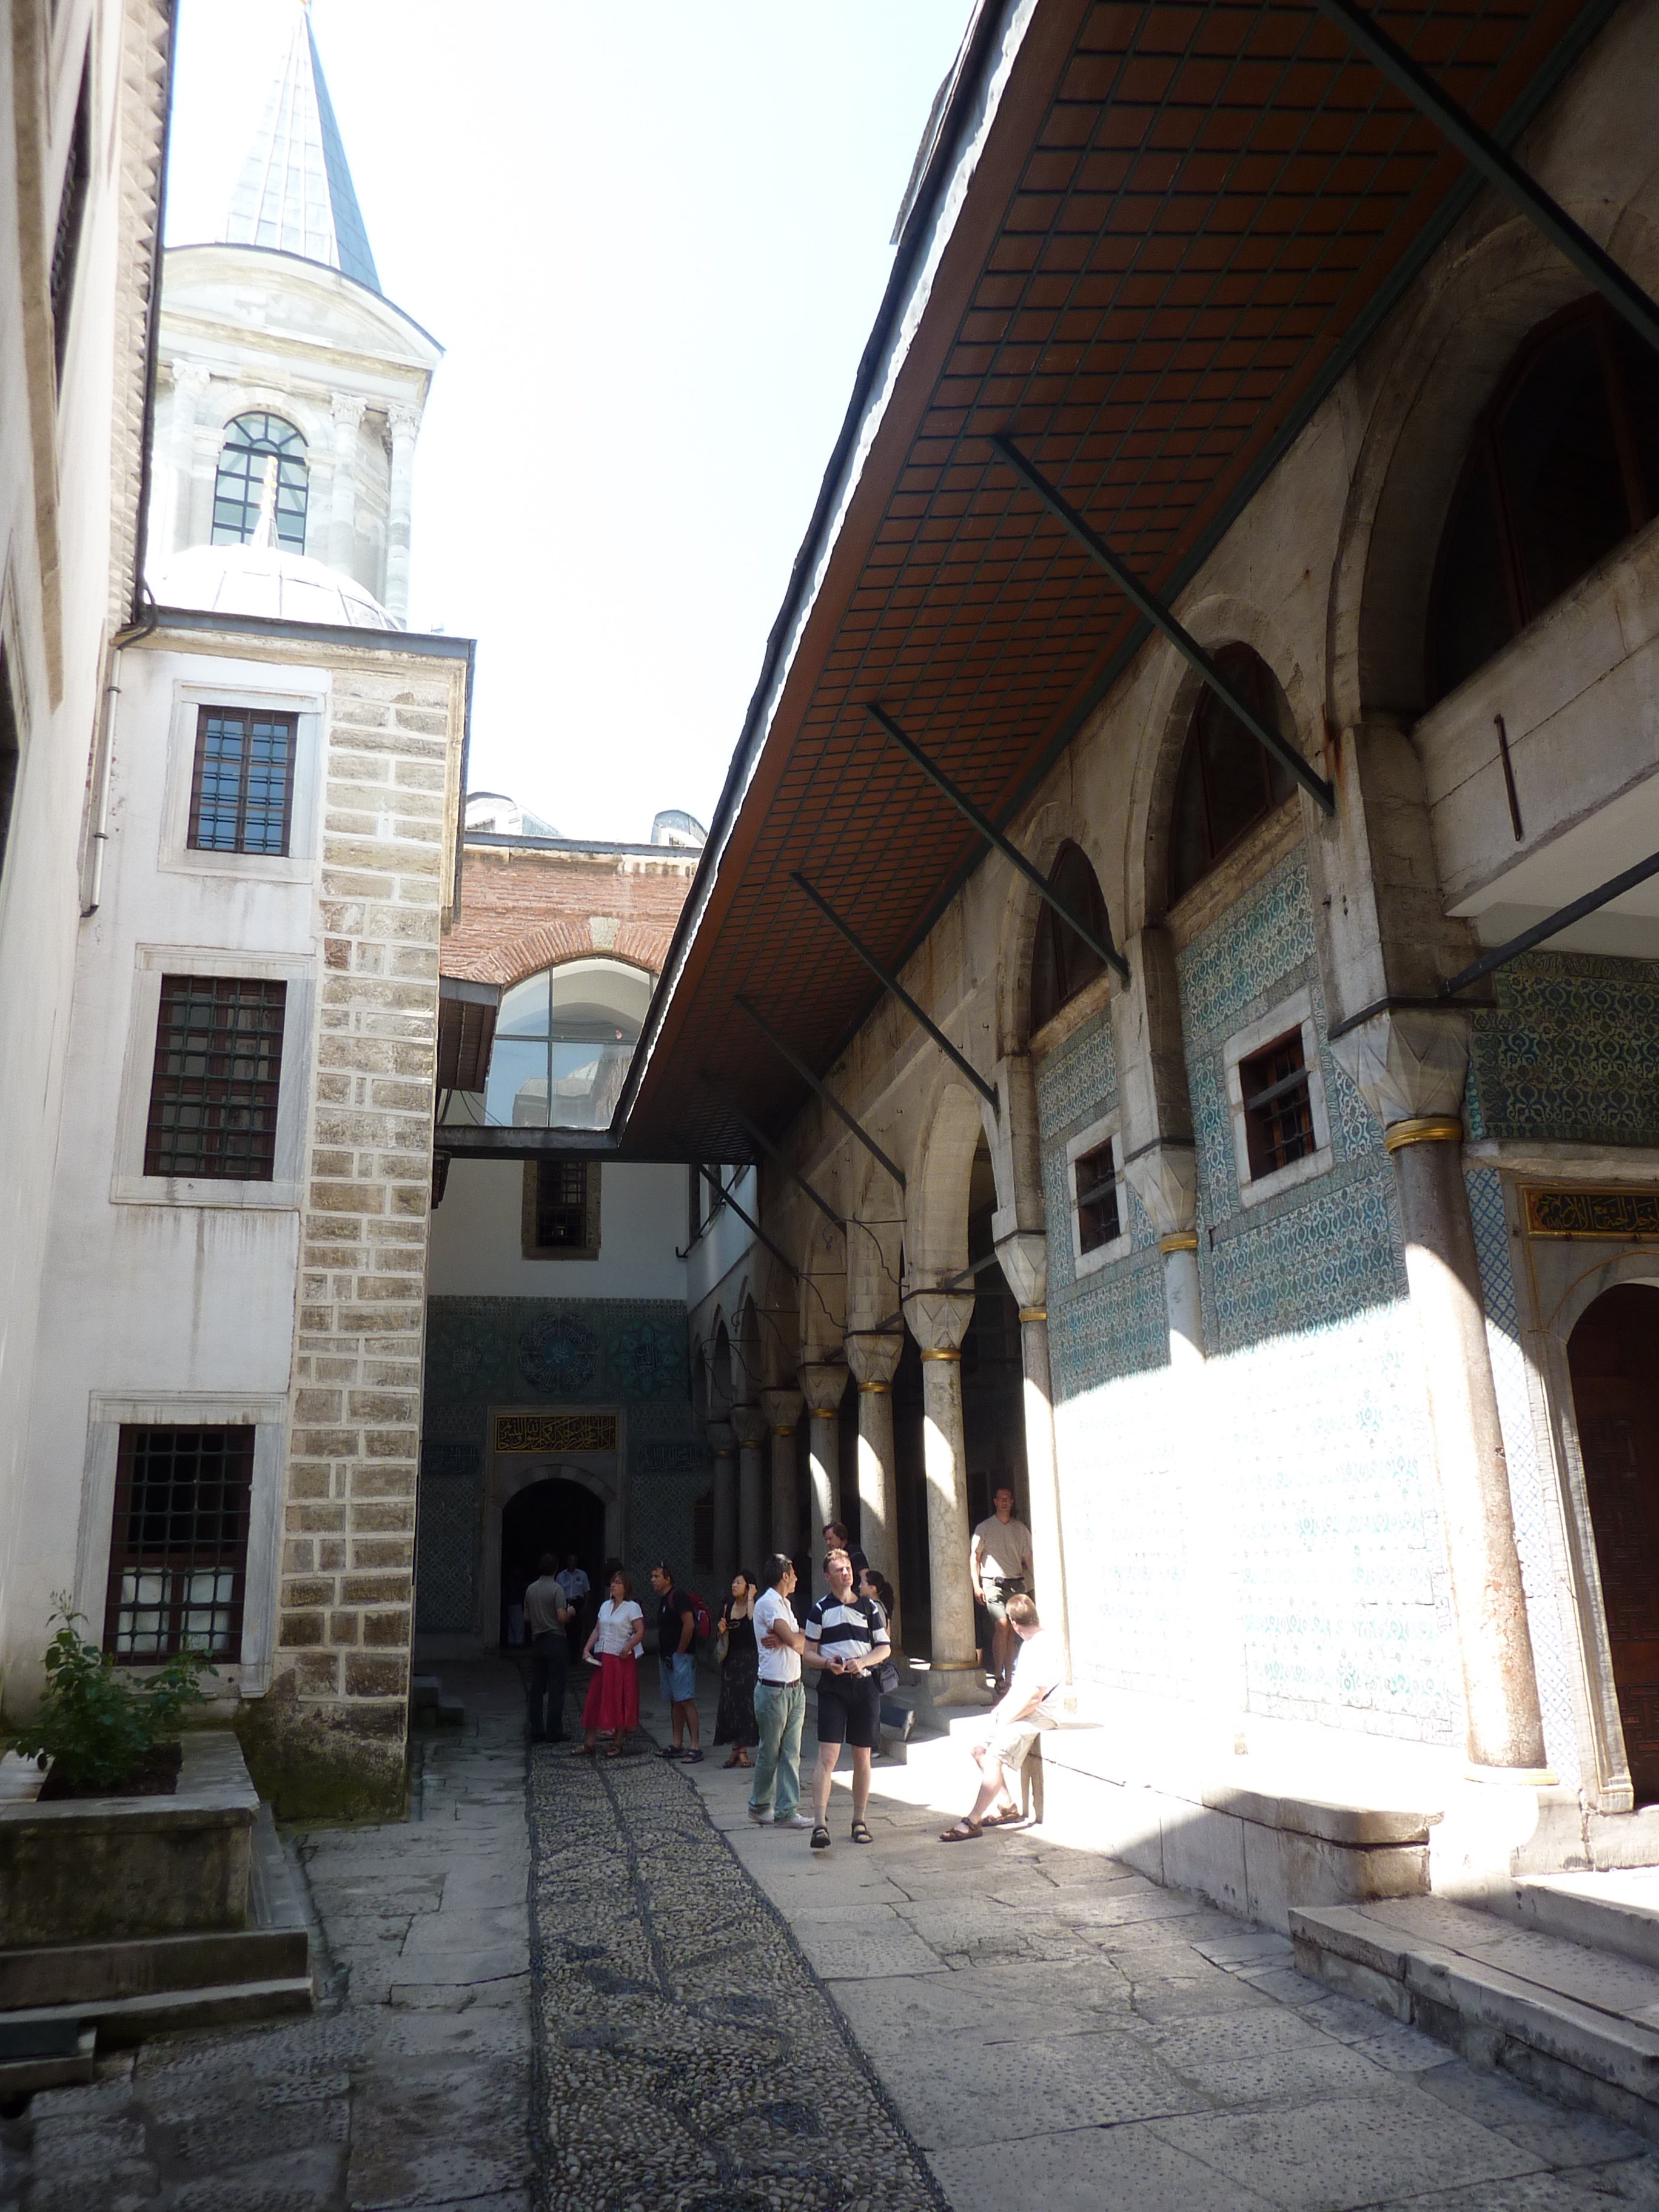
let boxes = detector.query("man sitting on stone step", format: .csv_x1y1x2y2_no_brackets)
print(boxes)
940,1593,1059,1842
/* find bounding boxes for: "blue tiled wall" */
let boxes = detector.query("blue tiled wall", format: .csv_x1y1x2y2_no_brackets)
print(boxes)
1467,951,1659,1147
1039,848,1463,1743
417,1296,707,1635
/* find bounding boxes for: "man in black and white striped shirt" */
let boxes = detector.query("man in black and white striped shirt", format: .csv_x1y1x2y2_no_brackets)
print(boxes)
787,1546,891,1851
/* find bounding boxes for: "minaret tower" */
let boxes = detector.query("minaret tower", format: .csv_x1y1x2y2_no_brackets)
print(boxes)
147,1,440,623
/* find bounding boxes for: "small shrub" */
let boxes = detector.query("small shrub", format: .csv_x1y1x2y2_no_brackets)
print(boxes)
9,1595,216,1792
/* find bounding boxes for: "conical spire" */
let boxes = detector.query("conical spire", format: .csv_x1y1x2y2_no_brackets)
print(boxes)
224,2,381,294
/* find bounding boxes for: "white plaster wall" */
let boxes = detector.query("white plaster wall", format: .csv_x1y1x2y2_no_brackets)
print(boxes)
0,0,169,1711
427,1159,690,1303
7,636,326,1703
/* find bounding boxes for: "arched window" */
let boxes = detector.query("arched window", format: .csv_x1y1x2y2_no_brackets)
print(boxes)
1030,842,1111,1033
212,413,309,552
482,957,652,1131
1167,645,1296,905
1427,300,1659,704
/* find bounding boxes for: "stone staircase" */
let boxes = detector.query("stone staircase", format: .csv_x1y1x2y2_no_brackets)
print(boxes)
1292,1871,1659,2140
412,1673,464,1728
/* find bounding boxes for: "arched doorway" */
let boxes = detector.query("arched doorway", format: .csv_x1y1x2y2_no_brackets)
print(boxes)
499,1476,605,1647
1569,1283,1659,1802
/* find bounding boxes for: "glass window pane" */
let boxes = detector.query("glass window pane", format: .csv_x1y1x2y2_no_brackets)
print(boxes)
484,1036,550,1128
1495,321,1631,618
1429,452,1517,701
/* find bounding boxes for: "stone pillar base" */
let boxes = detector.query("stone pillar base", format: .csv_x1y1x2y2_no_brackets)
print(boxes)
919,1660,992,1712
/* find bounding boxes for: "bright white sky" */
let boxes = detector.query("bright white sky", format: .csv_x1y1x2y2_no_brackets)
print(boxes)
164,0,972,843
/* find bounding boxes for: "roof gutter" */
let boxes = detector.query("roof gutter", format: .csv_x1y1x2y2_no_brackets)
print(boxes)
612,0,1034,1136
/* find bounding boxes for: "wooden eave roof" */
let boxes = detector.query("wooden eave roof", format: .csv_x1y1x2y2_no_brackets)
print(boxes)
617,0,1613,1165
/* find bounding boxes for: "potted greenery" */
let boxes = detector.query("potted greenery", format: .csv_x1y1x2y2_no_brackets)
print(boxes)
9,1598,214,1798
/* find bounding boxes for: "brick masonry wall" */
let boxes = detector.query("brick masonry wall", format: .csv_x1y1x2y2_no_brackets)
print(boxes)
440,845,697,990
241,646,466,1820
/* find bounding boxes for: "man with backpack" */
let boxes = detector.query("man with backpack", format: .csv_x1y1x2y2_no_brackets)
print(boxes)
649,1561,703,1764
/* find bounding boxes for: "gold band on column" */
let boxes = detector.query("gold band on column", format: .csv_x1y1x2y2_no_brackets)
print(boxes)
771,1426,794,1438
1158,1232,1199,1254
1383,1115,1464,1153
857,1380,891,1393
919,1347,961,1362
1017,1306,1047,1323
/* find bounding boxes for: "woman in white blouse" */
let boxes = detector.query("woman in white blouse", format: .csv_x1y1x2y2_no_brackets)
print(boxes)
578,1569,645,1757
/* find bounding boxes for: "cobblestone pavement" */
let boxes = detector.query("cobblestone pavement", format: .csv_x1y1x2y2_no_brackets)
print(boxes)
11,1661,1659,2211
0,1661,534,2212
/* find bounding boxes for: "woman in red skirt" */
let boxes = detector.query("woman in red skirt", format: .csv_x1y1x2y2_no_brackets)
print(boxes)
578,1568,644,1756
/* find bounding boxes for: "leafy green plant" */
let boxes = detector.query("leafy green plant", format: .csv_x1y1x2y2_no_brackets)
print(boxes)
9,1596,216,1792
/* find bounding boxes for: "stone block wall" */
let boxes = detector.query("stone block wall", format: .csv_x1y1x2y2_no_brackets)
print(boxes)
440,845,698,993
240,649,466,1820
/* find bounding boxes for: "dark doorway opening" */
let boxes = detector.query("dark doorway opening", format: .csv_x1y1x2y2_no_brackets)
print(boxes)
962,1141,1029,1536
500,1476,604,1649
1569,1283,1659,1803
893,1330,931,1657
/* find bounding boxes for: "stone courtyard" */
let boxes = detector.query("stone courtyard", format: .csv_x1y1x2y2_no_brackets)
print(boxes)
6,1663,1659,2211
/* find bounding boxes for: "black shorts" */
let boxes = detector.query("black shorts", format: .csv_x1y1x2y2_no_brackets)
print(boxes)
816,1672,880,1750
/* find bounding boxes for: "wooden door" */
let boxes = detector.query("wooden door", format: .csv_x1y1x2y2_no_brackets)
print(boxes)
1569,1284,1659,1802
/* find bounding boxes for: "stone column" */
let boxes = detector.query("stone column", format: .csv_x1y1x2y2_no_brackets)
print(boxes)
329,395,366,575
798,1361,846,1541
165,361,211,557
903,1288,986,1705
384,405,419,621
1332,1010,1548,1775
845,1330,902,1630
731,1405,769,1578
706,1423,737,1606
760,1388,804,1569
994,1231,1072,1685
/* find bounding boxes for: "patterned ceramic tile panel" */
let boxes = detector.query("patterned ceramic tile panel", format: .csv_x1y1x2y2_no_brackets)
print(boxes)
417,1296,706,1635
1050,1256,1169,1402
1208,1160,1406,1353
1037,1013,1117,1142
1467,952,1659,1147
1465,1168,1581,1787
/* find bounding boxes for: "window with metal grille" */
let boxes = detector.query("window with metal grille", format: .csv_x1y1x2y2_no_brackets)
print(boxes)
104,1424,253,1660
534,1160,589,1248
1074,1138,1122,1253
1030,842,1112,1031
187,706,297,855
1429,300,1659,705
144,977,287,1181
211,414,309,552
50,59,91,384
1239,1031,1316,1180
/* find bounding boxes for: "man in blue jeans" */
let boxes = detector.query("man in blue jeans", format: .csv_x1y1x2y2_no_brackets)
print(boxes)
749,1552,811,1828
649,1562,702,1763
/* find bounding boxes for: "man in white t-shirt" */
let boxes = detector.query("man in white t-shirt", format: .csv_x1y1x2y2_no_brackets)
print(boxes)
748,1553,812,1829
971,1484,1034,1694
940,1592,1061,1841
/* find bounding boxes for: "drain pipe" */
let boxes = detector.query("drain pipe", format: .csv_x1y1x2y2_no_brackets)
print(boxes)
81,593,158,917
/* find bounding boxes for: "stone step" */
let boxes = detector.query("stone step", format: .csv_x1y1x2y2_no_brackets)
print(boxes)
1290,1894,1659,2140
0,2020,96,2101
411,1673,442,1713
1487,1868,1659,1973
0,1976,315,2048
437,1696,464,1727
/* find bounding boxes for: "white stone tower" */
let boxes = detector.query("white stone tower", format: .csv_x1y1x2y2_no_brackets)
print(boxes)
147,1,440,622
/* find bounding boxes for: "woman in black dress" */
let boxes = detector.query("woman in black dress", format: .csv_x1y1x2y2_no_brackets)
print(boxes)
714,1569,760,1766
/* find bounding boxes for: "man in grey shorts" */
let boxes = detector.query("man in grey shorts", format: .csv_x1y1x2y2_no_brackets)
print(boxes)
940,1594,1059,1841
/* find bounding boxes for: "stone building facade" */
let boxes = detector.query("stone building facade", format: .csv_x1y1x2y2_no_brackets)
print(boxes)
658,0,1659,1900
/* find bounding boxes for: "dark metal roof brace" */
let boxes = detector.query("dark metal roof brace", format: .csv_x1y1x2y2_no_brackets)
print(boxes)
988,435,1338,817
697,1165,799,1283
696,1072,845,1231
866,704,1131,984
789,872,1000,1112
1313,0,1659,358
734,995,908,1190
865,1250,1007,1342
1439,849,1659,999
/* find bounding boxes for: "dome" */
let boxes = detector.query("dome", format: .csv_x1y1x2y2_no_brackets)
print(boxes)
153,542,398,630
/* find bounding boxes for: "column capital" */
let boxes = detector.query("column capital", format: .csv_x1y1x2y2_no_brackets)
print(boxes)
797,1361,848,1416
1328,1007,1469,1131
1123,1138,1198,1240
705,1421,736,1456
387,403,420,443
994,1230,1047,1312
845,1330,902,1390
331,391,367,434
171,358,212,398
730,1404,769,1449
903,1285,974,1353
760,1387,804,1435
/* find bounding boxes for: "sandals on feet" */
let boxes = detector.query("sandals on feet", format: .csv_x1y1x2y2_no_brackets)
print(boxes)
980,1806,1022,1827
809,1824,832,1851
850,1820,873,1845
939,1818,984,1843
